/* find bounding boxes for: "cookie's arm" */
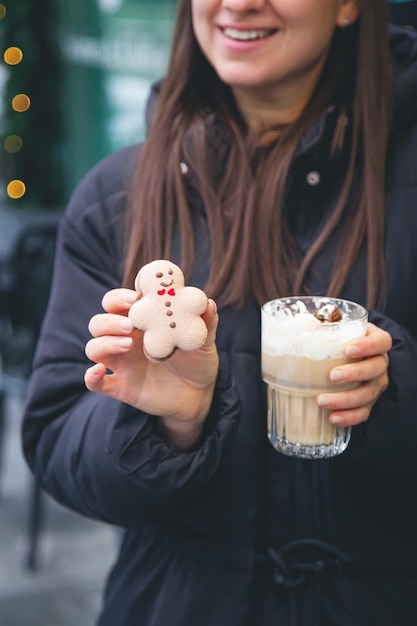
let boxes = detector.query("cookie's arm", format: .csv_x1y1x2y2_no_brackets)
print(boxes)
128,296,157,330
181,286,209,314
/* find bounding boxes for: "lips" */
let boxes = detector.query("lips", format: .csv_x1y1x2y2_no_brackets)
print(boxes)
222,27,276,42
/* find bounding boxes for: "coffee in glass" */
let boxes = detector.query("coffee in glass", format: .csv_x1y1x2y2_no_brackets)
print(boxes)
261,296,368,459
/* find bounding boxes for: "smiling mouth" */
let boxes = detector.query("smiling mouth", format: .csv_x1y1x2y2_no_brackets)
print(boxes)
161,280,174,287
222,27,276,42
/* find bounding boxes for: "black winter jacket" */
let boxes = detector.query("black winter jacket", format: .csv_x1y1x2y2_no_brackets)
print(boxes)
22,25,417,626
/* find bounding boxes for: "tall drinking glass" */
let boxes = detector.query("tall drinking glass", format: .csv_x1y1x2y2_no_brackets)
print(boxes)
261,296,368,459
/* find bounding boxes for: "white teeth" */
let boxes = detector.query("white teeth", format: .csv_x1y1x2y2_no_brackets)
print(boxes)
223,27,272,41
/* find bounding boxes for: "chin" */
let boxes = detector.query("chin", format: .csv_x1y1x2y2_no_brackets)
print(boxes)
218,71,268,90
212,60,269,88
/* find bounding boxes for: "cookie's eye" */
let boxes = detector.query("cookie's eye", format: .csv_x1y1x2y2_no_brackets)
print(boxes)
168,269,173,275
156,272,163,278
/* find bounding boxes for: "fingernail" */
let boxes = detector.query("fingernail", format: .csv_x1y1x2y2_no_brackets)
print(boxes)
118,337,133,348
330,369,345,383
120,318,134,331
317,395,332,408
330,415,344,424
346,344,360,358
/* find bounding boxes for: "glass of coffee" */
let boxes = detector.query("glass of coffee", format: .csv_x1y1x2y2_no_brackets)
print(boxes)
261,296,368,459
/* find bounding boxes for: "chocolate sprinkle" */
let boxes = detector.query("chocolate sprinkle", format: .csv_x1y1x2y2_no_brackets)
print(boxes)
313,306,343,323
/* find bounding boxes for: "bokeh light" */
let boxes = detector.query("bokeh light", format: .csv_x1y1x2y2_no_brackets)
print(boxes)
0,5,6,20
4,47,23,65
12,94,31,112
4,135,23,153
7,180,26,199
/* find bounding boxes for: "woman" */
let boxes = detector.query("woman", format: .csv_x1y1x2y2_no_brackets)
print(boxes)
22,0,417,625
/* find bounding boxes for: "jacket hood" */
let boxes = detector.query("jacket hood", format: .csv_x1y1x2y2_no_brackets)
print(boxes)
390,24,417,129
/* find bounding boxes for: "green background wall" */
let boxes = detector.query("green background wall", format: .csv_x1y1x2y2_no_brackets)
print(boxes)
0,0,175,207
57,0,175,200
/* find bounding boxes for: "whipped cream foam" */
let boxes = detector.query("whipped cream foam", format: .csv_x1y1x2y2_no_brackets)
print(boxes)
262,297,367,359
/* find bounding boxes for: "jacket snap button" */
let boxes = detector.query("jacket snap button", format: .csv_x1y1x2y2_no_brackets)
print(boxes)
306,171,320,186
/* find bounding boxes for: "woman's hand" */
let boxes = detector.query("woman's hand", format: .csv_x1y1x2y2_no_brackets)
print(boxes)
84,288,219,450
316,323,392,427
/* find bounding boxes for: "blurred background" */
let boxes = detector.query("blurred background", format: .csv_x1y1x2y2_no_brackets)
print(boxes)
0,1,175,624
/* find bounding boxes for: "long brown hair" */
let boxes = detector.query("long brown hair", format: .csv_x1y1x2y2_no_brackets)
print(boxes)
124,0,392,309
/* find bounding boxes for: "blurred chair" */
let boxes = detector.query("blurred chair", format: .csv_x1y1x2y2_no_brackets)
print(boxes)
0,218,59,570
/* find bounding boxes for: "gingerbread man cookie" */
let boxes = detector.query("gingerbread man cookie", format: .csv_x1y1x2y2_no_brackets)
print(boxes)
128,260,209,362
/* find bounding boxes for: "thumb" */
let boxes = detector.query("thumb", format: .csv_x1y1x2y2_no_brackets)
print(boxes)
201,299,218,347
